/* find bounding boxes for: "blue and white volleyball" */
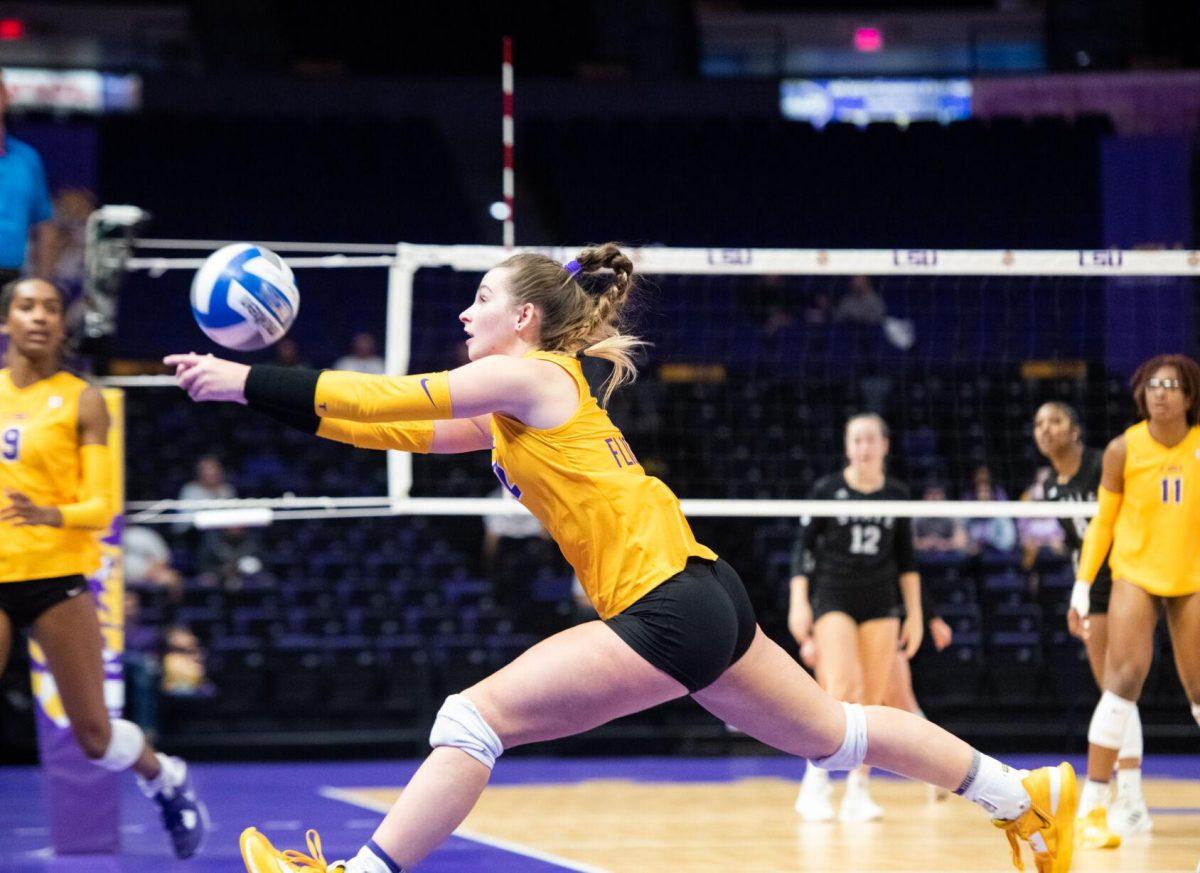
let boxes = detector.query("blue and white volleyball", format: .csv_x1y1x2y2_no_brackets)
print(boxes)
190,243,299,351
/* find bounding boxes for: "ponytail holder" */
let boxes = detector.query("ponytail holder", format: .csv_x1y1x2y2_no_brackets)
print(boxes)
563,259,583,279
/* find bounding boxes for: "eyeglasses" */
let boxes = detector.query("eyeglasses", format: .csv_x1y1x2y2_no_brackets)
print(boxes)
1147,378,1182,390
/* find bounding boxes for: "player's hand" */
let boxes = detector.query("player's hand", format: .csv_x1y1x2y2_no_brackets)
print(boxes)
928,616,953,651
164,353,250,404
1068,581,1091,641
1,489,63,527
900,612,924,659
788,600,813,649
799,636,819,670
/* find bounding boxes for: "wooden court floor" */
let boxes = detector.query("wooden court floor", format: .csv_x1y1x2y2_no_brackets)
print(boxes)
343,775,1200,872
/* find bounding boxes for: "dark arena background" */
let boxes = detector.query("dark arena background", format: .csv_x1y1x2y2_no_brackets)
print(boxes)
0,2,1198,870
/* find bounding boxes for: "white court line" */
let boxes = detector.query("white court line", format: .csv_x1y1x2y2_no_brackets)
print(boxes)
318,786,608,873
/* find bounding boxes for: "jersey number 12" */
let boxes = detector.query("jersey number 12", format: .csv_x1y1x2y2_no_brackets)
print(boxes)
850,524,881,555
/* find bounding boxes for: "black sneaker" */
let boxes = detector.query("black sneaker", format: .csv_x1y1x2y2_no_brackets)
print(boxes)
152,756,209,859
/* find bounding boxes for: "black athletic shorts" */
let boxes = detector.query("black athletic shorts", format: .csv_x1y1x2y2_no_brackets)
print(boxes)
1089,574,1111,615
0,575,90,628
605,557,758,693
811,581,901,625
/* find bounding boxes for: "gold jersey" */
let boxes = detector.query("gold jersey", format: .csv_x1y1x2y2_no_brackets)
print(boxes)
1110,420,1200,597
490,352,716,619
0,369,101,582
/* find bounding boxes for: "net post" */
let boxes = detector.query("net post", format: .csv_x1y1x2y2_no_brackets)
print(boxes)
387,245,417,501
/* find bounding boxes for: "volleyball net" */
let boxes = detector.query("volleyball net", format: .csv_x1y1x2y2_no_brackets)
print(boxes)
117,243,1199,526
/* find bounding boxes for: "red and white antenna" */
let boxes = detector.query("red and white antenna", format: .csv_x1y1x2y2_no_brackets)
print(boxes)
501,36,515,248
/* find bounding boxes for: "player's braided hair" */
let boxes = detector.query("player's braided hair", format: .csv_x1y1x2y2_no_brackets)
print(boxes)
497,242,644,405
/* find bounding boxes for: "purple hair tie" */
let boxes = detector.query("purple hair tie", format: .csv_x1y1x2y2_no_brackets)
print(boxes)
564,259,583,279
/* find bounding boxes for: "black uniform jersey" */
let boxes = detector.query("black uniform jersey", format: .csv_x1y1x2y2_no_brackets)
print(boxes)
790,473,917,588
1042,447,1112,587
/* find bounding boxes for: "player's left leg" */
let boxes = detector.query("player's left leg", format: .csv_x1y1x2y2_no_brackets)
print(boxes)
1164,589,1200,732
694,626,1077,873
32,592,208,858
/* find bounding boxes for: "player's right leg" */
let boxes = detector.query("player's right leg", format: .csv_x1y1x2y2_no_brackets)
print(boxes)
242,620,690,872
0,608,12,677
1080,580,1158,849
693,627,1077,873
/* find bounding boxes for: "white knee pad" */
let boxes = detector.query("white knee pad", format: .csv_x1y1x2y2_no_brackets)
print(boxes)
96,718,145,772
429,694,504,770
811,702,868,772
1192,702,1200,729
1088,691,1136,750
1118,705,1142,760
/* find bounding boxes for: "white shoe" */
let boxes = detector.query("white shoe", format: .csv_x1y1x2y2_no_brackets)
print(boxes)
1110,794,1153,836
795,769,835,822
838,786,884,822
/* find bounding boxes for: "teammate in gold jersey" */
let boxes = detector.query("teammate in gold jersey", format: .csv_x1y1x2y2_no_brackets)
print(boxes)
1071,353,1200,849
169,244,1076,873
0,278,207,858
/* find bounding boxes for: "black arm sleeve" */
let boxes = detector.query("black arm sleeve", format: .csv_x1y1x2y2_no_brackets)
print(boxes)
790,514,823,578
894,516,917,574
248,395,321,435
244,365,322,425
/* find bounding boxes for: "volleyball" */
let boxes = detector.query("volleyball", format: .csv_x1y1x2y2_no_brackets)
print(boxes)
189,243,299,351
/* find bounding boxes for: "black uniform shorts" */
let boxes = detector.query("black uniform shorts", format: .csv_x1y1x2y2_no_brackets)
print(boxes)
1089,573,1112,615
812,580,902,625
0,575,90,628
606,557,758,693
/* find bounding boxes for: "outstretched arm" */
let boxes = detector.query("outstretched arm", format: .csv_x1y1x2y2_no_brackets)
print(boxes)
164,352,567,426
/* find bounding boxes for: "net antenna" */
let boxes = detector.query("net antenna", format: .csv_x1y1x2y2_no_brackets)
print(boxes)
501,36,515,249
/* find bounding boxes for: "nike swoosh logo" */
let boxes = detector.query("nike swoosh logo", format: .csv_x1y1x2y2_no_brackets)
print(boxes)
420,378,436,406
66,586,86,598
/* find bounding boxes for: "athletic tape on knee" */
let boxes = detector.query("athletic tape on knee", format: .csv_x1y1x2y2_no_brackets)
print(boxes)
1118,704,1142,760
1088,691,1136,750
1192,702,1200,729
96,718,145,771
429,694,504,770
811,702,868,772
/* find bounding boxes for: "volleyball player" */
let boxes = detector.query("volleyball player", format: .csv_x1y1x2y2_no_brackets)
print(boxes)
788,414,923,822
0,278,207,858
1071,354,1200,850
1033,401,1149,838
167,244,1076,873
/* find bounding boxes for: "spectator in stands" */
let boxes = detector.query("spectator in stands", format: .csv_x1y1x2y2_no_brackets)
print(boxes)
173,456,235,557
0,70,55,286
46,187,96,305
123,524,183,602
123,590,162,741
913,482,970,557
482,486,553,613
161,626,212,697
966,464,1017,554
1017,469,1067,569
272,337,310,369
196,526,264,587
333,331,386,374
833,275,886,325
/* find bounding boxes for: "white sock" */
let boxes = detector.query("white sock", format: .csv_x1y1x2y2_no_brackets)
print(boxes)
955,752,1030,820
346,845,402,873
847,768,870,793
1116,768,1143,801
802,761,828,787
1079,778,1111,814
138,753,184,798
